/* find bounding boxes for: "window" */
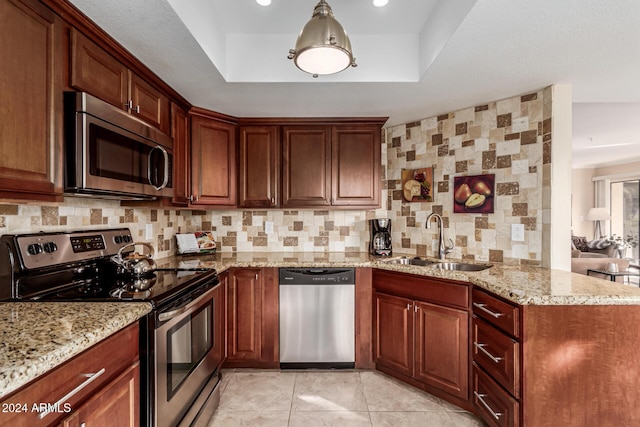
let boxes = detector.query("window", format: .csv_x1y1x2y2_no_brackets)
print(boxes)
610,179,639,260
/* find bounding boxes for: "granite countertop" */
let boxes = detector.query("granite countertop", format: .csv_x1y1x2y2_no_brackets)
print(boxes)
164,251,640,306
0,302,151,399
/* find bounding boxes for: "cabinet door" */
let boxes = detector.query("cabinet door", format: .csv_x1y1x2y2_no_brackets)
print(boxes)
282,125,331,207
59,362,140,427
227,269,262,361
129,71,170,134
171,103,190,206
190,116,237,206
331,125,381,207
238,126,279,208
0,0,62,198
70,28,128,110
415,301,469,399
374,292,413,377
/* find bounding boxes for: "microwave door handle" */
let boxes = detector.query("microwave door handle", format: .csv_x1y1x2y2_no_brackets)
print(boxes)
148,145,169,190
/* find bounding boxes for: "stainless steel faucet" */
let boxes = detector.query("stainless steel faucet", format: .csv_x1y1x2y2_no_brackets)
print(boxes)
426,212,454,260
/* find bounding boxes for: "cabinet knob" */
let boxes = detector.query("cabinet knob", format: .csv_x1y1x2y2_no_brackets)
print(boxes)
271,197,275,205
406,303,411,311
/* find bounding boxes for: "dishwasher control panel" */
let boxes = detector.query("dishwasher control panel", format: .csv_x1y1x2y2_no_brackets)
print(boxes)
279,268,355,285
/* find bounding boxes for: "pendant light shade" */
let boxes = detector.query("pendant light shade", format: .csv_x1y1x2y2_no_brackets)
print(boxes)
288,0,357,76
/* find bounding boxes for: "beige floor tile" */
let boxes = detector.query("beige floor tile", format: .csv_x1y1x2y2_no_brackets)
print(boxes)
218,371,296,411
288,411,372,427
369,411,455,427
360,371,444,412
292,371,368,412
206,410,290,427
447,411,488,426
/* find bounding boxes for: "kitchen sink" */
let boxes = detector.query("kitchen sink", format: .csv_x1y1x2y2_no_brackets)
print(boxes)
384,256,436,267
430,262,492,272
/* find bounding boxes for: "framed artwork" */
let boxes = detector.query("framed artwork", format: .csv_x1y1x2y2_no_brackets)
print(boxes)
402,168,433,202
453,174,495,213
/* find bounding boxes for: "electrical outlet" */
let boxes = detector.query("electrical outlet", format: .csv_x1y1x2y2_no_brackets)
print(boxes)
512,224,525,241
265,221,274,234
145,224,153,240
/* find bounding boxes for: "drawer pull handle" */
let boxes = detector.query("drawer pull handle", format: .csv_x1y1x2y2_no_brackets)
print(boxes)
38,368,106,419
474,391,503,420
474,342,503,364
473,302,504,318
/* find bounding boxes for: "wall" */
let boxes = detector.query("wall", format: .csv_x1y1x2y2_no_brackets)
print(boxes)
0,198,379,259
383,88,552,266
1,87,565,265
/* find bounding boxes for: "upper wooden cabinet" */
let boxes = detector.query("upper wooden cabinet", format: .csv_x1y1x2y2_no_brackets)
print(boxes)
242,119,385,210
331,125,381,207
282,125,332,207
70,28,170,133
171,102,191,206
238,126,280,208
190,110,237,207
0,0,63,200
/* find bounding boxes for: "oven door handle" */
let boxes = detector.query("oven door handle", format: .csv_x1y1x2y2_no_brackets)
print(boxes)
157,284,214,322
158,304,189,322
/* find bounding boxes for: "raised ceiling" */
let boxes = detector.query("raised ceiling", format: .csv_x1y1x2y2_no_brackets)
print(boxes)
67,0,640,168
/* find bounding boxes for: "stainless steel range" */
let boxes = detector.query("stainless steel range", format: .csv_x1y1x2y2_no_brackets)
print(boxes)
0,228,222,427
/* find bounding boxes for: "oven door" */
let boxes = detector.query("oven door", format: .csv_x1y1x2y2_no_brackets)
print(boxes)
154,285,220,427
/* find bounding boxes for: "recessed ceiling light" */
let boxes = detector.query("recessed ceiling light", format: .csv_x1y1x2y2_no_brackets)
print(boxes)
373,0,388,7
256,0,271,6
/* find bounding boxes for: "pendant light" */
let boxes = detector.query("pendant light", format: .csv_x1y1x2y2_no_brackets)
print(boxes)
287,0,357,76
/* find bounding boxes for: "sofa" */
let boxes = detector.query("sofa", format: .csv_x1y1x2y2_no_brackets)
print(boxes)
571,235,629,283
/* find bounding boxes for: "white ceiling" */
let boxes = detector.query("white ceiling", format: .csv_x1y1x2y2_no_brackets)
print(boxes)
67,0,640,169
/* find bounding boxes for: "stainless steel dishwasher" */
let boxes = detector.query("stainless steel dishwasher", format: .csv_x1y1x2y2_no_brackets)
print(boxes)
279,268,355,369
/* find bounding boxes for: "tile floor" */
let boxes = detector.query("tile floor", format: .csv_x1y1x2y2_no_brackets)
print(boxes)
206,370,487,427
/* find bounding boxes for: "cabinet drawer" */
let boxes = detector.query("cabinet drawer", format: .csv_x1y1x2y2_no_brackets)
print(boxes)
472,316,520,398
0,323,139,427
374,270,469,310
473,365,519,427
472,288,520,337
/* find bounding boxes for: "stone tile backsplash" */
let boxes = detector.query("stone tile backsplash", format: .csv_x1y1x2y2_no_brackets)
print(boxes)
0,88,552,264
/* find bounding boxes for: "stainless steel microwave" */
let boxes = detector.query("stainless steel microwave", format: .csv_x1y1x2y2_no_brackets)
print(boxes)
64,92,173,200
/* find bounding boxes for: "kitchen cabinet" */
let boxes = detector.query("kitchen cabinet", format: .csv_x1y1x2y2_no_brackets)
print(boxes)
171,102,191,206
471,287,521,427
373,270,470,406
0,323,139,427
282,125,332,207
331,125,381,207
190,109,237,207
225,268,278,368
238,126,280,208
0,0,64,201
281,122,383,209
70,28,170,134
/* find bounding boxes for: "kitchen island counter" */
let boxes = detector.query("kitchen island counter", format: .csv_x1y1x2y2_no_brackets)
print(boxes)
163,251,640,306
0,302,151,398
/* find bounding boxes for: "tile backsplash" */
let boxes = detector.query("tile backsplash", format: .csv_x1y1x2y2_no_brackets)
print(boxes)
0,87,552,264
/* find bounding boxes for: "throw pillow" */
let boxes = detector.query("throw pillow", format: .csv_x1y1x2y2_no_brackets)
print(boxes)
587,238,612,250
571,235,589,252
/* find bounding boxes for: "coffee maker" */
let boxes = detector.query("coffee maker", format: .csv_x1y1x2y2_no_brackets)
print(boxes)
370,218,392,256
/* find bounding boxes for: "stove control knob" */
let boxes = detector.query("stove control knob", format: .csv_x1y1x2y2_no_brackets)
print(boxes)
123,235,132,243
27,243,43,255
115,236,123,244
43,242,57,253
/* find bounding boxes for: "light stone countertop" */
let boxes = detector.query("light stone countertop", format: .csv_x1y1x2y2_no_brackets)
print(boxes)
165,251,640,306
0,302,151,399
3,252,640,399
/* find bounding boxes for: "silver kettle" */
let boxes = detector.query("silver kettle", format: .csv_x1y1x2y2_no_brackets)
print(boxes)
111,242,156,276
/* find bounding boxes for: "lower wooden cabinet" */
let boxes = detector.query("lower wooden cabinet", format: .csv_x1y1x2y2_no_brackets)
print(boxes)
0,323,140,427
373,270,470,405
58,362,140,427
225,268,278,368
374,292,469,400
